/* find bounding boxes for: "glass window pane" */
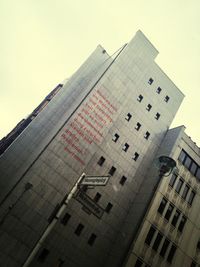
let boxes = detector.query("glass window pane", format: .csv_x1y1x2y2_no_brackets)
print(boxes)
175,179,184,193
157,198,167,215
164,204,174,221
178,150,187,163
152,232,163,251
171,210,180,227
169,173,177,187
188,191,195,205
160,239,170,257
167,244,177,263
182,185,190,200
184,156,192,169
145,226,156,246
190,162,198,176
178,216,187,232
196,168,200,180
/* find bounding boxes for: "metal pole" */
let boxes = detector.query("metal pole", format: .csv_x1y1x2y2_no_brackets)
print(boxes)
22,173,85,267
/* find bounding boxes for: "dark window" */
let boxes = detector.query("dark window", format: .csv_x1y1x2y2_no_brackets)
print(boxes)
93,192,101,203
88,233,97,246
133,152,139,161
164,204,174,221
134,258,143,267
155,113,160,120
185,156,192,169
164,95,170,103
148,78,154,85
188,190,195,205
181,184,190,200
145,226,156,246
146,104,152,111
178,150,187,164
137,95,143,102
135,122,141,131
74,223,84,236
191,162,198,176
105,202,113,213
175,178,184,193
125,113,132,121
122,143,129,152
144,131,150,140
98,156,105,166
38,248,49,262
152,232,163,251
196,168,200,180
109,166,116,176
156,87,162,94
160,238,170,257
171,210,180,227
119,176,127,186
157,198,167,215
169,173,177,187
61,213,71,226
178,216,187,232
112,133,119,142
167,244,177,263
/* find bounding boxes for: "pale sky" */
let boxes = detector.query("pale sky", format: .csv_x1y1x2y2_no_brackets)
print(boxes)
1,0,200,146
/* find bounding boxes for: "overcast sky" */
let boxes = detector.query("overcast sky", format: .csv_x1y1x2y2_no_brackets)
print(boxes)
1,0,200,147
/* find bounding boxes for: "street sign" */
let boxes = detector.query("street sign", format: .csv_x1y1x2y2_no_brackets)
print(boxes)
81,175,110,186
75,190,104,218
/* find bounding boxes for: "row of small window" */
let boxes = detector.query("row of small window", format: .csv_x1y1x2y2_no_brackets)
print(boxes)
169,173,196,205
97,157,128,185
145,225,177,264
126,108,160,121
157,197,187,232
178,149,200,180
148,78,170,102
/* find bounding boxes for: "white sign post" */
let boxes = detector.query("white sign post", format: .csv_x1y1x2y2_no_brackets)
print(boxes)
81,175,110,186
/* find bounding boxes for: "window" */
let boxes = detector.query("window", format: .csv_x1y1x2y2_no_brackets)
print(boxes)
134,258,143,267
157,198,167,215
191,261,197,267
88,233,97,246
38,248,49,262
137,95,143,102
122,143,129,152
167,244,177,263
119,176,127,186
181,184,190,200
156,87,162,94
144,131,150,140
169,173,177,187
197,240,200,250
135,122,141,131
164,204,174,221
178,150,187,163
109,166,116,176
152,232,163,251
97,156,105,166
175,178,184,193
196,168,200,180
133,152,139,161
185,156,192,169
74,223,84,236
105,202,113,213
148,78,154,85
61,213,71,226
171,210,180,227
93,192,101,203
164,95,170,102
188,190,195,205
125,113,132,121
146,104,152,111
160,238,170,257
191,162,198,176
112,133,119,142
155,113,160,120
178,216,187,232
145,226,156,246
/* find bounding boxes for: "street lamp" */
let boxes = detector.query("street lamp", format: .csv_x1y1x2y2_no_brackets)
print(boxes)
155,155,176,177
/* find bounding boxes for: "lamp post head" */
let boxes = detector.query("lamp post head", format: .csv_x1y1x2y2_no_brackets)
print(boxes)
155,156,176,177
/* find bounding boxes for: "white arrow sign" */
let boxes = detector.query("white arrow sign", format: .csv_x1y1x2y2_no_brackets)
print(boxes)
81,176,110,186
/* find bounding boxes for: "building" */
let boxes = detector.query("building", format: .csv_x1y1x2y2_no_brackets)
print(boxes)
0,30,185,267
124,126,200,267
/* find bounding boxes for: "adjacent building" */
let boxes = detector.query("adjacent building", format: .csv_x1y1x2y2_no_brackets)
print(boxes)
0,30,192,267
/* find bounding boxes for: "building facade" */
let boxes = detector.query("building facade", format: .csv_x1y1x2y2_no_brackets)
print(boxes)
0,31,184,267
124,126,200,267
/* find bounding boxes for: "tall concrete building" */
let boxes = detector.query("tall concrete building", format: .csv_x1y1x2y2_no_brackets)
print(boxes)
124,126,200,267
0,31,185,267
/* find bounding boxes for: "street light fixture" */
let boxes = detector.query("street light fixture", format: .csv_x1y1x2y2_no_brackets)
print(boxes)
155,155,176,177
